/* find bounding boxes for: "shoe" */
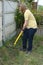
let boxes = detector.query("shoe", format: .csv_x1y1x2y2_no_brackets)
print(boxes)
26,50,32,54
20,47,26,51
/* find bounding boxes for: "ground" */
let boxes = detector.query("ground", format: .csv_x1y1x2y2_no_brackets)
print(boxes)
0,34,43,65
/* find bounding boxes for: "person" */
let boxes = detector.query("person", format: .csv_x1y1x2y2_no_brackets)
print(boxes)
19,4,37,52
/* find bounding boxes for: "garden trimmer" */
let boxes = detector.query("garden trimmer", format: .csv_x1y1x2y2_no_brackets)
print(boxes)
14,31,23,46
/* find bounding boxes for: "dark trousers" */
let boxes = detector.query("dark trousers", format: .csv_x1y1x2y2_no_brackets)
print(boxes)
22,28,37,51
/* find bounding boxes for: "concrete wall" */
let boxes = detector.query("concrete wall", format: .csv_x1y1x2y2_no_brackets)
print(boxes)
0,1,2,47
3,1,17,40
0,1,18,47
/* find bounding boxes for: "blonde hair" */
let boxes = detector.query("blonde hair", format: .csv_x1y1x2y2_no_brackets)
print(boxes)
19,3,27,12
20,3,27,9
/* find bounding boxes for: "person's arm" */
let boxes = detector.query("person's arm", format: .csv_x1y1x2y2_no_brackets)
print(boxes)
22,10,29,31
22,20,28,31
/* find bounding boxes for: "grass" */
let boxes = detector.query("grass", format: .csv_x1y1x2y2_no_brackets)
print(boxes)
0,34,43,65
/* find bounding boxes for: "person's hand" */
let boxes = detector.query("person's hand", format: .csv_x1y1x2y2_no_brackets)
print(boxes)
21,28,24,31
21,30,23,33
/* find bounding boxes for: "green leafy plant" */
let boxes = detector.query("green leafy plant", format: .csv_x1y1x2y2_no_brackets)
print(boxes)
32,10,42,25
15,8,24,29
35,14,41,25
